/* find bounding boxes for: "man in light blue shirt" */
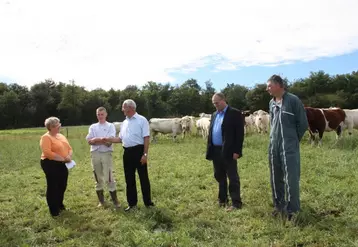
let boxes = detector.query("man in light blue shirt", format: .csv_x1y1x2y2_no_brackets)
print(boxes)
212,105,228,146
104,99,154,212
206,93,245,212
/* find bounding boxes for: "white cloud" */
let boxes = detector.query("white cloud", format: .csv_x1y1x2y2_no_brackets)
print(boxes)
1,0,358,90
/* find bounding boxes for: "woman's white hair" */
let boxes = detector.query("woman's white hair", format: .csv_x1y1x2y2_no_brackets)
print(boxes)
122,99,136,109
44,117,60,130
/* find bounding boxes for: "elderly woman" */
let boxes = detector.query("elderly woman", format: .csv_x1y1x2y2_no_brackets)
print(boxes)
39,117,73,217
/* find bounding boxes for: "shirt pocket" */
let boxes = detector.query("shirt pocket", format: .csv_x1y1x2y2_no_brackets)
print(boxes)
131,121,143,137
282,110,296,126
282,110,294,116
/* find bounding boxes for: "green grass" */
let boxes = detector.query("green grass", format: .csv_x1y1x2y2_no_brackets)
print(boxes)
0,126,358,246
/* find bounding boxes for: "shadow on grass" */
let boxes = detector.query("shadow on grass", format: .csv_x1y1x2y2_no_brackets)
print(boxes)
0,221,30,246
331,136,358,151
121,205,175,233
292,205,357,236
50,209,108,235
305,135,358,151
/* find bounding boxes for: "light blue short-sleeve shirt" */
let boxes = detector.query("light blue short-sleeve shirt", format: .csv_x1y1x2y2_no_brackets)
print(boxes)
119,113,150,148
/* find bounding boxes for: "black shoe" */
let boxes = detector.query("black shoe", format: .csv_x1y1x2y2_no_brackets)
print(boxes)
59,204,66,211
233,202,243,209
124,205,137,212
225,202,243,212
219,202,227,208
226,205,239,212
145,202,155,208
287,213,294,221
51,211,60,217
218,199,229,208
272,208,284,217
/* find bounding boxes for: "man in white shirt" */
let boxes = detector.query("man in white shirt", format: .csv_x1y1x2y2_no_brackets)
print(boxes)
104,99,154,212
85,106,120,209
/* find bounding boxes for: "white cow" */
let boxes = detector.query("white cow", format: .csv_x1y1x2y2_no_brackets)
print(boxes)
113,122,123,135
180,116,193,138
188,116,196,133
149,118,184,142
199,113,211,118
253,110,269,116
244,114,256,134
342,109,358,135
196,119,202,136
196,117,211,139
252,110,269,134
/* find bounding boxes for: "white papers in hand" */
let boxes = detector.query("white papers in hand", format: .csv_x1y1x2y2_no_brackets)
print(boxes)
65,160,76,169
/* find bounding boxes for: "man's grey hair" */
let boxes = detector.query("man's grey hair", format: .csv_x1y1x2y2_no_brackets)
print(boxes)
122,99,137,109
268,74,284,88
213,92,226,101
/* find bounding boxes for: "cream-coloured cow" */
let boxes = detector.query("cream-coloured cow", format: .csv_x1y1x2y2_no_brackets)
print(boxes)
113,121,123,135
244,114,256,134
149,118,184,142
252,110,270,134
188,116,196,133
196,119,202,136
180,116,193,138
342,109,358,135
199,113,211,118
196,117,211,139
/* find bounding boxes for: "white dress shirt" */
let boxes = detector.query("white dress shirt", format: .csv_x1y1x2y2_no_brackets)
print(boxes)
119,113,150,148
86,121,116,152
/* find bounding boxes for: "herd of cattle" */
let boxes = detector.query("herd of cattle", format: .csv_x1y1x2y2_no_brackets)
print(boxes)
113,107,358,146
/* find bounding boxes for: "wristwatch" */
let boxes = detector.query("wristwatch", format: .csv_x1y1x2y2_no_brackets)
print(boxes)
143,153,147,157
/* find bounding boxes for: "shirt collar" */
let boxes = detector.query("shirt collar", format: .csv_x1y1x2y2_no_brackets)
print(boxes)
273,90,287,101
126,112,138,119
217,105,228,114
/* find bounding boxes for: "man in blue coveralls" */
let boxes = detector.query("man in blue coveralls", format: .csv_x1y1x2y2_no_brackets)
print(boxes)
266,74,308,221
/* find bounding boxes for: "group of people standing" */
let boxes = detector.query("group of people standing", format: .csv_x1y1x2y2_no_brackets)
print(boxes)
205,75,308,221
39,74,308,222
39,99,154,216
85,100,155,212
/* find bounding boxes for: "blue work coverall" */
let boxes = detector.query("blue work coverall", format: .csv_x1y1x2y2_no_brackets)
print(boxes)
268,91,309,214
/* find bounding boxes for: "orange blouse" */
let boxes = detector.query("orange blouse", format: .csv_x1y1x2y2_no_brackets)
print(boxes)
40,133,72,160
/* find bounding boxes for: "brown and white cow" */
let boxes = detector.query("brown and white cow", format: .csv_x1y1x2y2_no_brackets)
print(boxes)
329,107,358,135
304,106,346,146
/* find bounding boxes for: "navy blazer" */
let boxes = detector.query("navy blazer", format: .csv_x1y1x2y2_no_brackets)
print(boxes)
206,106,245,161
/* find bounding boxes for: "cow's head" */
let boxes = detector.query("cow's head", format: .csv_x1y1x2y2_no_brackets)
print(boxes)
253,110,268,117
180,117,191,131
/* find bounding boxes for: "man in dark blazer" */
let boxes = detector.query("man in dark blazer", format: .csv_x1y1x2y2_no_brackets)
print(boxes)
206,92,245,211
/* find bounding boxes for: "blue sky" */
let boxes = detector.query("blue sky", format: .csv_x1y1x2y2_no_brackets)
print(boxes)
1,51,357,91
169,51,358,91
1,0,358,91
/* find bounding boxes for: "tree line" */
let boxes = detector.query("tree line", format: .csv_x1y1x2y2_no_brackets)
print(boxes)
0,70,357,129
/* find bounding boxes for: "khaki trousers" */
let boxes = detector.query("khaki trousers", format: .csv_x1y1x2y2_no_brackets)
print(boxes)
91,151,116,192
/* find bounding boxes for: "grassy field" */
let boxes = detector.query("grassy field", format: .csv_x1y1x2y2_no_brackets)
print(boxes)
0,126,358,247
